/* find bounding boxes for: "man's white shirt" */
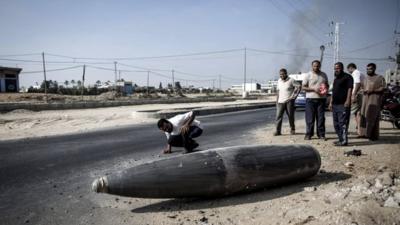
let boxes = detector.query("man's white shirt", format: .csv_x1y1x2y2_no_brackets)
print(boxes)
351,69,365,94
165,111,202,139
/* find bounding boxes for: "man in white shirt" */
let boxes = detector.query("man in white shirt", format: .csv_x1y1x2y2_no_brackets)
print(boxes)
302,60,329,140
347,63,365,136
157,111,203,154
274,68,301,136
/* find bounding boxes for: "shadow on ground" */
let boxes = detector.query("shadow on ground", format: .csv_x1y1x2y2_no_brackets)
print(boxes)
131,171,351,213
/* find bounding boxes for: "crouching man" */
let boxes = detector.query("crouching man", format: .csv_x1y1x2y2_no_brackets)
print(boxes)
157,111,203,154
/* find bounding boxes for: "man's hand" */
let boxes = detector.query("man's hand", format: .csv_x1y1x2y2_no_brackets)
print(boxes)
180,125,190,135
163,145,172,154
314,87,320,94
344,100,350,108
328,103,332,111
351,95,357,104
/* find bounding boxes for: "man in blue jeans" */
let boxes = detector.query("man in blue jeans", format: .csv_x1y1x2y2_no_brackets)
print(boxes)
158,111,203,154
302,60,329,140
329,62,353,146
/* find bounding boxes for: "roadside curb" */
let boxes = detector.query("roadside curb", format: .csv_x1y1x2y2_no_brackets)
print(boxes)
0,97,236,112
151,102,276,118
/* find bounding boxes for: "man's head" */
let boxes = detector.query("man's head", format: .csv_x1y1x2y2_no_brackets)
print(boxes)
366,63,376,76
279,68,288,80
157,118,173,133
311,60,321,73
347,63,357,74
334,62,344,76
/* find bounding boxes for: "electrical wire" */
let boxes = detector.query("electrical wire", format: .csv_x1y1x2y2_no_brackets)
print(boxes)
45,48,244,61
20,65,83,74
344,37,393,53
269,0,325,42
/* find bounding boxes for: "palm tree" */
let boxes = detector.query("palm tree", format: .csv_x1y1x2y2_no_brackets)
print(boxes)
96,80,101,87
71,79,76,87
77,80,82,87
64,80,69,88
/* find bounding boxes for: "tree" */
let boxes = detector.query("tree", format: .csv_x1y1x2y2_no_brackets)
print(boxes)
64,80,69,87
95,80,101,87
159,82,163,89
77,80,82,87
71,79,76,87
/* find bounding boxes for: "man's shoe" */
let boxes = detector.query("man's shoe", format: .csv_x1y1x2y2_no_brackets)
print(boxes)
273,131,281,136
334,142,348,146
304,135,311,140
319,136,328,141
290,130,296,135
184,141,199,153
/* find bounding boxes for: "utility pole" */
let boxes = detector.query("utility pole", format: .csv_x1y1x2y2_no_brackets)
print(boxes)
212,79,215,90
219,74,221,90
320,45,325,66
81,64,86,100
114,61,118,91
119,70,121,81
147,71,150,96
331,21,344,63
171,69,175,93
243,47,247,98
41,52,48,102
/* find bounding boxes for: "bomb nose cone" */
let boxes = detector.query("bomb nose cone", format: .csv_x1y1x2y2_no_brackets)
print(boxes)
92,177,108,193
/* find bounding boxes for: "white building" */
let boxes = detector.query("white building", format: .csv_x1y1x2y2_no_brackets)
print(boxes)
230,83,261,93
289,73,307,84
260,80,278,93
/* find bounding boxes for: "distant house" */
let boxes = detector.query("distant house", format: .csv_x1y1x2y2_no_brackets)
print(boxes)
116,81,134,95
0,66,22,93
230,83,261,93
260,80,278,93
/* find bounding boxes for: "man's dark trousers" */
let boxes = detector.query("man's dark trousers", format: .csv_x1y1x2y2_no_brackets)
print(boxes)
332,104,351,144
305,98,326,137
168,126,203,151
276,99,295,133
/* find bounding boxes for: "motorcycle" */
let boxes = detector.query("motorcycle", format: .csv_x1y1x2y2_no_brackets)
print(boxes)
381,85,400,129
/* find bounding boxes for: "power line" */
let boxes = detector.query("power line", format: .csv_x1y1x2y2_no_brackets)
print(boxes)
117,62,170,72
45,48,244,61
269,0,325,42
0,57,114,65
20,65,83,74
344,37,393,54
283,0,328,33
0,53,41,57
173,70,217,78
247,47,319,58
296,0,330,24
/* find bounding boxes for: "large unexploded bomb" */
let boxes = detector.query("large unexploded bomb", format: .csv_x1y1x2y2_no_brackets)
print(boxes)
92,144,321,198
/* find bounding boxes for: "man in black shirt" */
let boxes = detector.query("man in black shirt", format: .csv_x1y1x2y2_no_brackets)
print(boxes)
329,62,354,146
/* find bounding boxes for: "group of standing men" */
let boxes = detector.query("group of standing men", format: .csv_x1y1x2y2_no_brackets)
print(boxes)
275,60,386,146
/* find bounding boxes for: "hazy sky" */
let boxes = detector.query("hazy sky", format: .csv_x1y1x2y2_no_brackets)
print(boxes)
1,0,399,89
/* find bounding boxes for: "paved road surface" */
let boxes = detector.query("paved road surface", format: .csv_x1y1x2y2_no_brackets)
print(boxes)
0,108,279,225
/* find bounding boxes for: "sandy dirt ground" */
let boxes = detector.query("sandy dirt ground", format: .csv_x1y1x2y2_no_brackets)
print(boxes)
85,113,400,225
0,99,271,141
1,100,399,224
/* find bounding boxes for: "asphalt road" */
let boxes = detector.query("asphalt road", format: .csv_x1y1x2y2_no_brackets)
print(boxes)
0,108,277,225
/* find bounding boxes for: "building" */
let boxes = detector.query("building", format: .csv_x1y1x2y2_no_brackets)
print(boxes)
116,81,134,95
260,80,278,93
289,73,307,84
230,83,261,93
0,67,22,93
